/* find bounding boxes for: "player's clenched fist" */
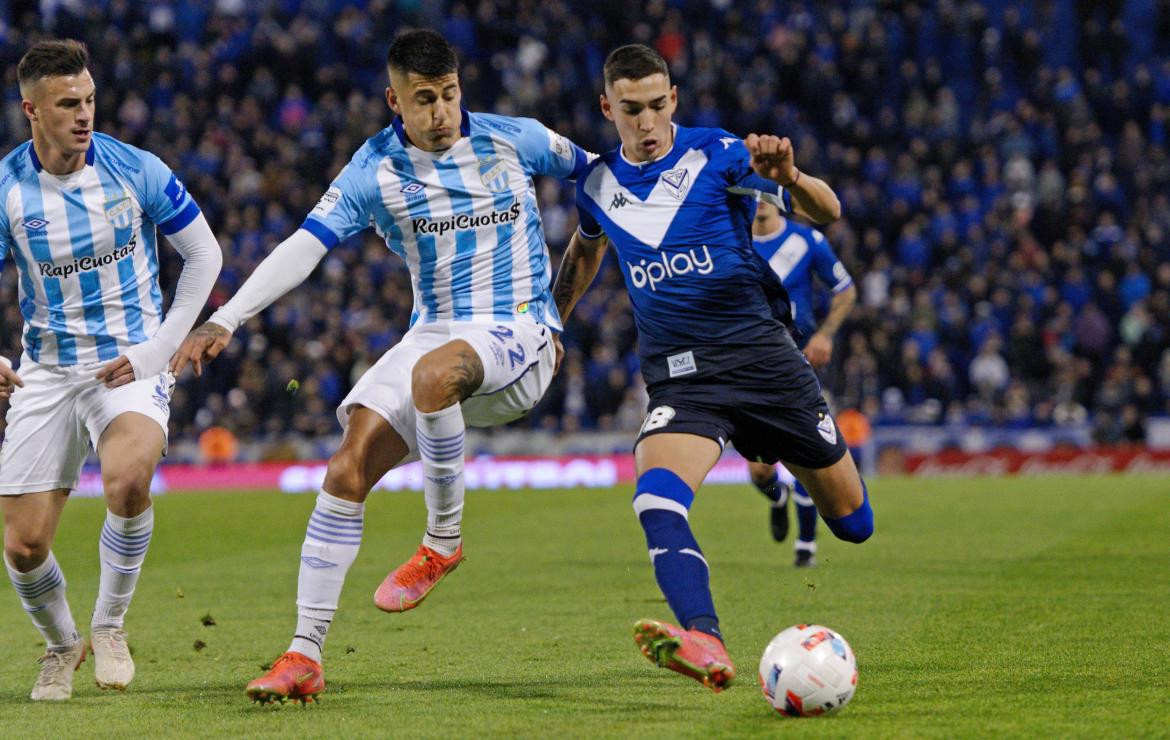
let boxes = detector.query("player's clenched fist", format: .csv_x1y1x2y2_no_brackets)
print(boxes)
170,321,233,377
745,133,799,188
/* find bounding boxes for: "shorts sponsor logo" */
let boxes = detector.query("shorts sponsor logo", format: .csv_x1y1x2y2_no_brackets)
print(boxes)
412,201,522,236
38,238,137,279
628,245,714,292
667,350,697,378
816,414,837,445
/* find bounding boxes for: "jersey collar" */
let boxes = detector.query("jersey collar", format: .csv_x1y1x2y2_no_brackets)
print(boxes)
391,108,472,149
28,139,95,173
753,217,788,243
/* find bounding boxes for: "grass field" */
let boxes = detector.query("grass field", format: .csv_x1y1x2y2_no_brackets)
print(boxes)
0,474,1167,738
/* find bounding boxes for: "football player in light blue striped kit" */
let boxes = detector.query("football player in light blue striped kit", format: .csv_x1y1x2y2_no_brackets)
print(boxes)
172,30,590,703
0,40,222,700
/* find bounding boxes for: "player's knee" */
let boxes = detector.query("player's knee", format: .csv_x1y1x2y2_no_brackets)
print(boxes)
411,360,452,412
823,482,873,544
4,535,50,571
749,463,776,488
324,447,370,501
103,465,154,516
632,468,695,525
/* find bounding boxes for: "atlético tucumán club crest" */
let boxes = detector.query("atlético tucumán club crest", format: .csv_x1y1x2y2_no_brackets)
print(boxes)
104,195,134,229
478,157,510,193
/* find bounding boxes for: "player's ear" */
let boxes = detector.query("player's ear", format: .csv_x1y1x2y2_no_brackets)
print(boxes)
668,85,678,114
600,93,614,122
21,99,36,123
385,86,400,114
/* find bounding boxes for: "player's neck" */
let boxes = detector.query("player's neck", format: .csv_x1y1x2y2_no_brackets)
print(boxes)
30,131,86,176
753,215,786,241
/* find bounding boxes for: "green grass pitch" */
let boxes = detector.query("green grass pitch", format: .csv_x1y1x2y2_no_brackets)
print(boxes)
0,475,1167,738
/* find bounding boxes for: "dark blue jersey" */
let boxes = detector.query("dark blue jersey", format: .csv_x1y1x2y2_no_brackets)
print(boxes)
576,125,795,385
753,219,852,347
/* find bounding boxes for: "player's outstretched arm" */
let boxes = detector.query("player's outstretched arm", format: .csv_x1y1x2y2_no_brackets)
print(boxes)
170,229,328,377
552,230,608,325
96,212,223,388
744,133,841,225
804,284,857,368
0,355,23,399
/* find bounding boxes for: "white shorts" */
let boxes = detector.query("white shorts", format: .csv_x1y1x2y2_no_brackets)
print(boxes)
338,321,556,463
0,357,174,495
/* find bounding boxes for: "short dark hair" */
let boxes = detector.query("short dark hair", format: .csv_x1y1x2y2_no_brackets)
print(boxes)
17,39,89,91
603,44,669,88
386,29,458,78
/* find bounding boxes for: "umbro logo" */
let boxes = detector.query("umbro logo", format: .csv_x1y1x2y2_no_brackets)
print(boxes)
609,192,631,210
401,182,425,195
23,217,49,231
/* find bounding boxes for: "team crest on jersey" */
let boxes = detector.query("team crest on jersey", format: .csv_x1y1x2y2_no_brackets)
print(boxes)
660,168,691,200
478,157,510,193
104,196,134,229
816,414,837,445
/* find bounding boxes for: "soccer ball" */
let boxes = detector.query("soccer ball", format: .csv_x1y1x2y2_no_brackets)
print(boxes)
758,624,858,717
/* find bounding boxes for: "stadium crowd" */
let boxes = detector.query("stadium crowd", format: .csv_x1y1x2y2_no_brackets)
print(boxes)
0,0,1167,457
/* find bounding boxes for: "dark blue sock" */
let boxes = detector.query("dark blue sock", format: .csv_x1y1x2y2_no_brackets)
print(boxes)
823,480,874,543
794,480,818,543
633,468,720,639
753,470,782,502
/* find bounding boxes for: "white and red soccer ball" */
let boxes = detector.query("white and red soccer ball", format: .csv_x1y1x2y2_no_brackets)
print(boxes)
758,624,858,717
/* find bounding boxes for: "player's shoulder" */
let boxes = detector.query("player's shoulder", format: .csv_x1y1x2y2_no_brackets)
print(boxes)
677,125,743,155
90,132,162,178
355,125,401,167
0,141,35,197
468,111,530,141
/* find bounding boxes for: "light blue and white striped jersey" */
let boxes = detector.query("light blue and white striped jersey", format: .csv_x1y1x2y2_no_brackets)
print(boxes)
0,133,200,365
302,110,589,331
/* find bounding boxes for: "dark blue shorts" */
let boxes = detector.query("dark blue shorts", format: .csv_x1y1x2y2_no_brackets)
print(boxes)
636,334,848,470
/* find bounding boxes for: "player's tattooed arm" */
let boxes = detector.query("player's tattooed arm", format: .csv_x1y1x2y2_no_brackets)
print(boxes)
552,231,609,324
745,133,842,225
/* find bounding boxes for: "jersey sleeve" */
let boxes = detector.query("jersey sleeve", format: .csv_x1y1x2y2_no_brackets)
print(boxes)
140,152,201,235
721,137,793,213
810,230,853,292
300,157,376,250
574,181,604,238
514,118,591,180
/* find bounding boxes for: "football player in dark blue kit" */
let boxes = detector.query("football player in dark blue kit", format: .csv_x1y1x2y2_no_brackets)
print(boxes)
750,200,858,567
551,45,873,692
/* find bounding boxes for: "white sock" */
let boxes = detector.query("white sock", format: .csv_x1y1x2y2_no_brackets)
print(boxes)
6,552,79,651
93,506,154,629
795,539,818,553
289,490,364,663
416,404,465,557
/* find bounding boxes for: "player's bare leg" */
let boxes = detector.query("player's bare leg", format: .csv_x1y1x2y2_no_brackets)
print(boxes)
248,408,405,704
631,433,735,691
3,489,86,700
785,453,874,544
374,340,480,613
91,412,165,690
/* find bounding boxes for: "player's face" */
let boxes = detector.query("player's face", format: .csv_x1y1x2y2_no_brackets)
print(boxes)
23,70,96,157
387,69,462,151
602,74,677,162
